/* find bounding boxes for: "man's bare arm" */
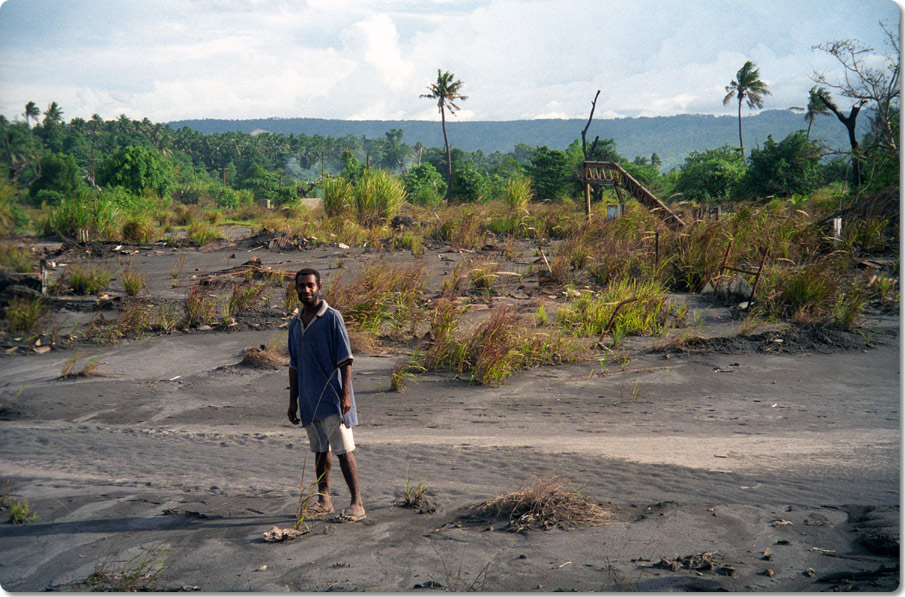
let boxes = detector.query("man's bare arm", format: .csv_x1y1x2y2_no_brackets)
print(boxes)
339,362,352,414
287,366,300,425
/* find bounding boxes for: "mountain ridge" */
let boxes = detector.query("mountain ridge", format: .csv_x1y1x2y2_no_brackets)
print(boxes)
168,109,865,170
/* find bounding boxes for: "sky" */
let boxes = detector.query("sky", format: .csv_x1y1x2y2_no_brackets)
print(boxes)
0,0,900,124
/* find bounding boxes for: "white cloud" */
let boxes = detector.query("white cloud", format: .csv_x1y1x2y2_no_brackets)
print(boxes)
0,0,899,122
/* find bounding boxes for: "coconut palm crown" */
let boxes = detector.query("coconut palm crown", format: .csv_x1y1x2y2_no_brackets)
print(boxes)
723,61,772,159
804,85,832,140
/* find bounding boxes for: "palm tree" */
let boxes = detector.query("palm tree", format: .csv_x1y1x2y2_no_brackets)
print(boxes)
23,101,40,128
420,69,467,195
42,101,63,126
804,86,831,140
723,61,771,159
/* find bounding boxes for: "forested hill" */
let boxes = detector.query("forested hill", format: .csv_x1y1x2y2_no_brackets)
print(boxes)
169,109,864,171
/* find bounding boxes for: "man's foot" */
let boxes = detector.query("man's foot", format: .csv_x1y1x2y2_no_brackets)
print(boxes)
337,506,366,522
304,501,334,516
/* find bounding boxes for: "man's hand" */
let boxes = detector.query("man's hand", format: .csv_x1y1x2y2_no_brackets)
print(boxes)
340,390,351,415
287,402,300,425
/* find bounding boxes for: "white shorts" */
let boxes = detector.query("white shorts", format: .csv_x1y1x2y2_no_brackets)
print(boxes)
304,414,355,455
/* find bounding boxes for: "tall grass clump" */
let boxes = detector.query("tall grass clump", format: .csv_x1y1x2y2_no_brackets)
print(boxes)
69,262,112,295
353,169,406,227
757,260,842,322
322,175,352,217
44,190,120,240
121,214,157,243
504,175,533,211
417,303,577,386
557,280,682,339
3,296,46,334
187,220,220,245
325,262,426,338
183,285,219,328
662,221,727,292
428,205,487,250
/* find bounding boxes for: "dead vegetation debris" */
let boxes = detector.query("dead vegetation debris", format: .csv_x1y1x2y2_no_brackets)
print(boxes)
653,552,736,576
468,476,609,532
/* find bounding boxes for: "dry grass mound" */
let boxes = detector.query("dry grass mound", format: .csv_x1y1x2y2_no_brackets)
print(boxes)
472,476,609,532
240,344,289,369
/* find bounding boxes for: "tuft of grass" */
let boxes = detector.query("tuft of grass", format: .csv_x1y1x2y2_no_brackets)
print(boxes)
187,220,220,245
834,283,868,331
473,476,608,532
1,495,37,525
0,244,34,273
60,354,103,378
115,300,156,339
390,354,425,392
121,267,145,296
393,470,437,513
86,543,169,592
226,282,267,318
3,296,46,334
183,285,219,328
69,262,112,295
468,260,499,294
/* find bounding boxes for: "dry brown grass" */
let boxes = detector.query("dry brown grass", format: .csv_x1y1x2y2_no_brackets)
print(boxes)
240,344,289,369
473,476,609,532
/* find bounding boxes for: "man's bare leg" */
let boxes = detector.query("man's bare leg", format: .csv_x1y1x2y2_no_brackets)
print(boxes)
313,450,334,512
337,451,365,518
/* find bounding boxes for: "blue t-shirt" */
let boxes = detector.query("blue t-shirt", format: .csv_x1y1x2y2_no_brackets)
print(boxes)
288,301,357,427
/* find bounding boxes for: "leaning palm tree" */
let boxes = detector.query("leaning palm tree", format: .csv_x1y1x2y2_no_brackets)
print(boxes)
42,101,63,126
420,69,467,198
804,86,831,140
723,61,771,159
23,101,40,128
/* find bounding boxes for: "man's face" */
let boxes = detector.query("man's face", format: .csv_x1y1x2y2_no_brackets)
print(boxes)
296,274,321,307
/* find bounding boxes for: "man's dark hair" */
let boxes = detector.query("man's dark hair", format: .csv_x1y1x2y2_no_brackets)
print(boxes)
295,267,321,285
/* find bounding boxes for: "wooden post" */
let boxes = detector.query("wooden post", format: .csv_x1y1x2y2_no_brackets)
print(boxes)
584,181,592,222
748,247,769,306
655,231,659,266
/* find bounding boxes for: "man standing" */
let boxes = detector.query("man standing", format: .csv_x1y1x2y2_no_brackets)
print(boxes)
287,267,366,522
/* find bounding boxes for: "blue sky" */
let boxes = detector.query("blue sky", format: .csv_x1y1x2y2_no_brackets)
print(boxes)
0,0,899,123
